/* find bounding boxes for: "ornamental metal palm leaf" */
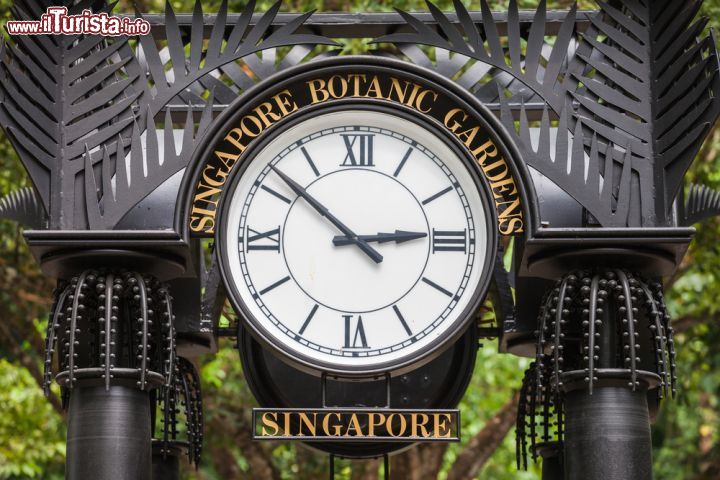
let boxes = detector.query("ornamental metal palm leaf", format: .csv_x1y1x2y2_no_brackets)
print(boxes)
82,0,336,229
133,0,334,118
0,0,141,229
377,0,720,228
375,0,578,116
569,0,720,225
681,183,720,225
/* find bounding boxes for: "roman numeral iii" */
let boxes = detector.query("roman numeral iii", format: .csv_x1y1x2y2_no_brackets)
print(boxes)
340,133,375,167
343,315,370,349
432,229,467,253
246,226,281,252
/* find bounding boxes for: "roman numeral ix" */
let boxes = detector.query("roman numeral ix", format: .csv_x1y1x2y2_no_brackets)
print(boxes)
246,226,281,252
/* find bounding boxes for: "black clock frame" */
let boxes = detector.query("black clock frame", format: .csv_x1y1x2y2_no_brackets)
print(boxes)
212,68,502,376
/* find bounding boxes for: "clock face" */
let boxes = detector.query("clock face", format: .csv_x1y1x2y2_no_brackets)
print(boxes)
219,109,495,374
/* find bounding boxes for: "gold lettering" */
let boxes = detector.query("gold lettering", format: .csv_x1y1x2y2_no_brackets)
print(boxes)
497,197,522,220
414,89,437,113
327,75,348,99
307,78,329,104
364,75,384,99
240,114,264,138
322,413,343,436
189,215,214,234
348,74,367,97
411,413,431,438
367,413,386,437
471,139,499,165
261,412,279,436
500,217,524,235
280,412,292,436
457,126,480,148
433,413,452,438
444,108,468,133
201,165,229,188
404,82,422,107
272,89,298,116
386,413,407,437
481,158,510,182
223,128,247,155
490,177,518,199
345,413,364,437
253,101,281,128
297,412,317,436
388,77,411,104
192,184,221,208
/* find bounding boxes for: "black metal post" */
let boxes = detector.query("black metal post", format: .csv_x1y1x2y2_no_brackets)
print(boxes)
44,271,177,480
563,386,652,480
534,442,564,480
517,270,674,480
67,385,152,480
152,443,183,480
562,294,654,480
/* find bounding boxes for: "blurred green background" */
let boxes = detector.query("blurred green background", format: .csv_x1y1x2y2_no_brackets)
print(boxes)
1,1,720,478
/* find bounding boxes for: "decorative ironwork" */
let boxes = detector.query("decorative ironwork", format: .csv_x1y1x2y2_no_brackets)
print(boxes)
516,359,563,471
681,183,720,225
0,0,336,230
0,187,47,229
517,268,676,471
376,0,720,229
531,269,675,398
44,270,176,397
152,357,203,469
0,0,140,228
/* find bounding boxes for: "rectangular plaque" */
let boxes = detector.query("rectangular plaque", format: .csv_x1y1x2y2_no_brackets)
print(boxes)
252,408,460,442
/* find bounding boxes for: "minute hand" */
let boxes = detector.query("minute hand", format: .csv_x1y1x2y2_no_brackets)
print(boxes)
333,230,427,246
269,165,383,264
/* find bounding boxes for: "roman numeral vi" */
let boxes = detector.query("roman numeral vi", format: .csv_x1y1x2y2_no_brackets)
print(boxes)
343,315,369,349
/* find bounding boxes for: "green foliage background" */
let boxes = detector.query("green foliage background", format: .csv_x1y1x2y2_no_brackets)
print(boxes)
0,1,719,479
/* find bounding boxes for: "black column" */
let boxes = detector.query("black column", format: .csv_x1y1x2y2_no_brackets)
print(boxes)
152,443,183,480
563,386,652,480
44,271,176,480
67,385,152,480
517,270,675,480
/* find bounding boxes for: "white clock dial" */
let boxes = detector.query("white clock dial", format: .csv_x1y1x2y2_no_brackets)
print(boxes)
221,109,494,372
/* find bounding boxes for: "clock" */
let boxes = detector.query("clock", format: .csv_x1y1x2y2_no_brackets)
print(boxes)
217,104,497,375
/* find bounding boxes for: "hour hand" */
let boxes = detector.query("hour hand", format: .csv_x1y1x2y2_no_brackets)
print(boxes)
333,230,427,246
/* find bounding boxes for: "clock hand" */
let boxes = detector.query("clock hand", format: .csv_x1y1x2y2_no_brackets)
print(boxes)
332,230,427,246
269,165,383,264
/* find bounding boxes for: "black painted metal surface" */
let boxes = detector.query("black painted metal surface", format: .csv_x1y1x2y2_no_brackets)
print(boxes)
564,387,653,480
66,386,152,480
238,322,478,458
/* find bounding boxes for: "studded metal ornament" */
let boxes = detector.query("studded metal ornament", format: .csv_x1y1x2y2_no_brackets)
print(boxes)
516,269,676,471
44,271,176,396
516,359,563,471
152,357,203,468
529,270,675,396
